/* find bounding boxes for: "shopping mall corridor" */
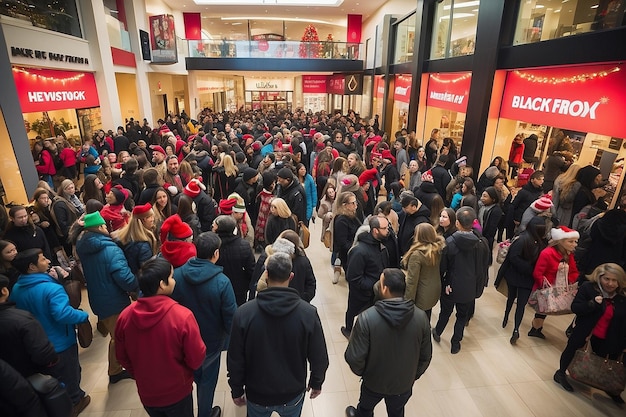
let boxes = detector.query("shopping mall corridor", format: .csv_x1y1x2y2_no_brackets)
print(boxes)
76,219,624,417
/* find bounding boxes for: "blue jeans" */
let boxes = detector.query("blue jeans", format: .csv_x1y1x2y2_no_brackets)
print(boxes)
247,391,305,417
194,350,221,417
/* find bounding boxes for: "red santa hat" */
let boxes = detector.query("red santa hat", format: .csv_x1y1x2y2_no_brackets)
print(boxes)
421,170,434,183
183,179,205,198
219,198,237,215
359,168,379,187
160,215,193,243
381,149,396,165
132,203,153,218
150,145,166,156
263,132,272,139
550,226,580,241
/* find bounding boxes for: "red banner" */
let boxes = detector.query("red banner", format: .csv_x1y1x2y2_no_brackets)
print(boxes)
327,75,345,95
375,75,385,99
426,72,472,113
393,74,412,103
500,64,626,138
12,66,100,113
302,75,327,93
347,14,362,44
183,13,202,40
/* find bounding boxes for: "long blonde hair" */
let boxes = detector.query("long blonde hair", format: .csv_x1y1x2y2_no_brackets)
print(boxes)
402,223,445,267
223,154,238,177
587,263,626,294
270,197,292,219
114,211,158,255
554,164,582,200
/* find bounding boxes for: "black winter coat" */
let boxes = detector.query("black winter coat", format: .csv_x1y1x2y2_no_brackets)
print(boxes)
346,233,389,294
512,182,543,223
278,180,307,224
215,233,256,306
397,205,431,257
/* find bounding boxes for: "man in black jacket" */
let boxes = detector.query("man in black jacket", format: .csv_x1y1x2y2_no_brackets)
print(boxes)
433,207,490,354
345,268,432,417
397,196,431,257
227,252,329,417
342,216,390,339
431,154,452,201
276,167,307,223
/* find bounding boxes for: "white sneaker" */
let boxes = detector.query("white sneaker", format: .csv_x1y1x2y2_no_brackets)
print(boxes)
333,269,340,284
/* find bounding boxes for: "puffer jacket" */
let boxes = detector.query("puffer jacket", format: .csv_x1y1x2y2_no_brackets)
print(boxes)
76,231,137,318
172,258,237,352
345,299,432,395
10,273,88,352
346,232,389,293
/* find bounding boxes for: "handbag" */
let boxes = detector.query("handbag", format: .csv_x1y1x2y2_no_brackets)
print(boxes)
496,239,511,264
27,373,73,417
567,338,626,396
529,261,578,315
323,227,332,249
59,267,93,348
298,221,310,248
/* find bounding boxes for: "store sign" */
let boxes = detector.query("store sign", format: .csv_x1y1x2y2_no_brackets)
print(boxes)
302,75,328,93
10,47,89,65
500,64,626,138
426,72,472,113
245,78,293,91
394,74,412,104
328,74,363,95
12,67,100,113
374,75,385,99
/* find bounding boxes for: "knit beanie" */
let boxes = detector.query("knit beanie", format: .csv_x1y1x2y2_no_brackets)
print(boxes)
84,211,106,229
531,195,553,212
160,215,193,242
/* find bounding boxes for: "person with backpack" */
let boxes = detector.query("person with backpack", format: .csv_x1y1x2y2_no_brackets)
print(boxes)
432,207,490,354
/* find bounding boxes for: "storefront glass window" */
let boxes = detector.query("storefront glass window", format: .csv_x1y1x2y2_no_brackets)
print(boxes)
1,0,82,38
430,0,479,59
514,0,626,45
103,0,130,51
393,13,416,64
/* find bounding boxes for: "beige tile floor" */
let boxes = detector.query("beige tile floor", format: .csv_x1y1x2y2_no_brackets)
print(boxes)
76,219,624,417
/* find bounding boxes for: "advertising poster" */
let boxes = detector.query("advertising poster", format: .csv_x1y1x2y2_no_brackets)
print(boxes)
149,14,177,64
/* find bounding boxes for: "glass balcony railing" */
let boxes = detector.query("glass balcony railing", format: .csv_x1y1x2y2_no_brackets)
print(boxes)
187,39,361,60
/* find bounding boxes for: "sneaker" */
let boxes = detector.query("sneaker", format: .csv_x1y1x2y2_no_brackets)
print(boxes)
553,370,574,392
432,328,441,343
510,330,519,345
332,268,340,284
109,369,133,384
451,341,461,354
340,326,351,340
71,395,91,417
210,405,222,417
528,327,546,339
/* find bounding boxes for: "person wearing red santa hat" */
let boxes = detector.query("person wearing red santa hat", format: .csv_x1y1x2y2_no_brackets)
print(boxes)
150,145,167,181
112,203,158,274
184,179,217,233
159,214,196,268
529,226,580,339
101,185,131,232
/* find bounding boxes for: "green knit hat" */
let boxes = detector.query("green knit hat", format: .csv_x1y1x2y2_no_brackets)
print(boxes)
84,212,106,229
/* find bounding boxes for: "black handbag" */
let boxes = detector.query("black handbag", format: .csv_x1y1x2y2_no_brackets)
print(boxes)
27,373,73,417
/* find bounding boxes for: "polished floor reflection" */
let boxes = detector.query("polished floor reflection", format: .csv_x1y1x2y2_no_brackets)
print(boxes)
76,220,624,417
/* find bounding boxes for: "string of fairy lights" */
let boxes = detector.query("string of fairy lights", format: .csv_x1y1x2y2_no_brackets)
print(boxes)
513,66,621,84
430,73,472,84
12,67,85,84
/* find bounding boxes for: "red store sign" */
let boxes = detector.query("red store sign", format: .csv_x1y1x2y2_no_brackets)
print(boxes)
327,75,345,95
13,66,100,113
374,75,385,99
393,74,412,104
302,75,328,93
500,64,626,138
426,72,471,113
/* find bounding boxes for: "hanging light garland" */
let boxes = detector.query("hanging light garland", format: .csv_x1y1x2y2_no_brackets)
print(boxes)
514,66,621,84
12,67,85,84
430,73,471,84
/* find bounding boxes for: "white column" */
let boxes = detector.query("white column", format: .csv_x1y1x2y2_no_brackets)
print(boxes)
125,0,155,126
80,0,122,129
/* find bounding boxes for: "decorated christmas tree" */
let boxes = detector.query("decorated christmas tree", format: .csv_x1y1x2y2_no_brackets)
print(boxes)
299,24,323,58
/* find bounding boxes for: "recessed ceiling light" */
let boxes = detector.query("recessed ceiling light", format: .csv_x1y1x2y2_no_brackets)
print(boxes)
536,4,545,8
590,4,599,8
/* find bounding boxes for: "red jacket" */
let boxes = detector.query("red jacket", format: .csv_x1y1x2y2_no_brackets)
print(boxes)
532,246,579,291
115,296,206,407
36,149,56,176
509,142,525,165
60,147,77,167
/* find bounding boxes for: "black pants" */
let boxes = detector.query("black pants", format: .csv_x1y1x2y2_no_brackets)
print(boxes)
356,385,412,417
345,283,373,331
435,296,472,343
144,393,193,417
505,285,532,331
49,343,84,405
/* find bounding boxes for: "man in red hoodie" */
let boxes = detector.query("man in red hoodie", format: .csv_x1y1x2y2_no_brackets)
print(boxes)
115,257,206,417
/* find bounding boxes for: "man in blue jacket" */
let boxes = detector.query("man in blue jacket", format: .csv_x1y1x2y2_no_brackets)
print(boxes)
75,211,137,384
172,232,237,417
10,248,91,415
